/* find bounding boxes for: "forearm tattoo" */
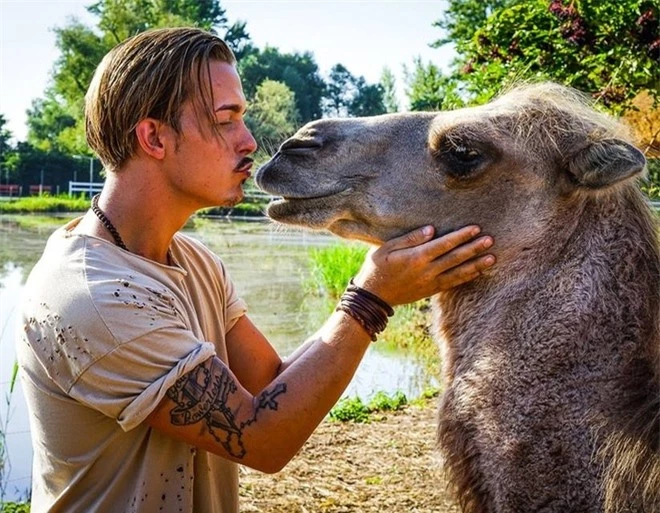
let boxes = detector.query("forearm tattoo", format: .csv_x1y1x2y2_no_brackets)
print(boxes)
166,358,287,459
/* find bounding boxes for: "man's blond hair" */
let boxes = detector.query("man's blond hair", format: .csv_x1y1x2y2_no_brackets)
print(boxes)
85,27,235,171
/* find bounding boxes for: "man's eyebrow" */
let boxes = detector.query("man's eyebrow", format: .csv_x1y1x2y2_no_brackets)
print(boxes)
214,104,244,113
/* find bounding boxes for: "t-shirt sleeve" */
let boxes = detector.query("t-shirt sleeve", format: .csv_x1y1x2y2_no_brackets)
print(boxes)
69,327,217,432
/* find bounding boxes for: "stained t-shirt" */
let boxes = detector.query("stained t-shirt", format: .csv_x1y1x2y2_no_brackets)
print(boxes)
16,218,247,512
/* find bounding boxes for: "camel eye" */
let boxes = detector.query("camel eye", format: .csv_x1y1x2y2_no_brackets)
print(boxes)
437,141,484,177
452,145,481,163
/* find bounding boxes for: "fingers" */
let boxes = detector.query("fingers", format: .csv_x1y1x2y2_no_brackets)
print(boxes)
381,225,435,252
432,234,494,272
435,254,496,291
417,225,483,260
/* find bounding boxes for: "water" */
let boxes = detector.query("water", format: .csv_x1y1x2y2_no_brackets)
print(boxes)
0,214,437,502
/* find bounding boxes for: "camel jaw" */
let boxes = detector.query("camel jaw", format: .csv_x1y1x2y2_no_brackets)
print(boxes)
263,190,352,229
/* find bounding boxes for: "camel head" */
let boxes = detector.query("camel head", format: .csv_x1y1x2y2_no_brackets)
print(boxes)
255,83,646,267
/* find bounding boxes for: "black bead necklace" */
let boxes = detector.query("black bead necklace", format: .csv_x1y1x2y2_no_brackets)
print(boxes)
91,194,129,251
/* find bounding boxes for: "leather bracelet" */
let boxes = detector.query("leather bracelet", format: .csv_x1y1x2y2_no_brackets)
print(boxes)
335,279,394,341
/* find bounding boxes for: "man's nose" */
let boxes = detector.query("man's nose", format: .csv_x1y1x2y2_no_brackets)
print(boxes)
239,123,258,155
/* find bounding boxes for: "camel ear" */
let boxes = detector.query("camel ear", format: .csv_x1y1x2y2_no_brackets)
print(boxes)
567,139,646,189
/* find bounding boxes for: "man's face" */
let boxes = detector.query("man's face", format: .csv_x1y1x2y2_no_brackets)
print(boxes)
163,60,257,210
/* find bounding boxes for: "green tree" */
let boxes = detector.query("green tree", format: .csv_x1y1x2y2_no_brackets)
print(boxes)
380,67,399,113
323,64,386,117
324,64,356,117
0,115,13,160
349,78,386,117
245,80,299,154
26,0,239,155
239,47,326,123
224,20,257,60
430,0,659,111
404,58,464,111
432,0,512,54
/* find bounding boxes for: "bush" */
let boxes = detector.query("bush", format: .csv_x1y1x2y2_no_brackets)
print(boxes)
329,391,409,423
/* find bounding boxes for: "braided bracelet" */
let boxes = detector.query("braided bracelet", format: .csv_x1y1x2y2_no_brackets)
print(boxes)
336,279,394,341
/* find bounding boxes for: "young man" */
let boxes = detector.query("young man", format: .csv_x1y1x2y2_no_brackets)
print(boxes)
17,28,495,512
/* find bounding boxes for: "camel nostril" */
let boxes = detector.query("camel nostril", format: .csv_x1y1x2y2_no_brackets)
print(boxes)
279,138,323,156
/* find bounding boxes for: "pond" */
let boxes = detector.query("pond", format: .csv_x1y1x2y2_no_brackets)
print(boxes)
0,214,438,502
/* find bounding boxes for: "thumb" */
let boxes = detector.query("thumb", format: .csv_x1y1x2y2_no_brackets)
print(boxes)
381,225,435,252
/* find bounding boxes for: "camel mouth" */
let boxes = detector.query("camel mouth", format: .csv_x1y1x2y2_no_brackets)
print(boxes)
270,190,345,202
265,189,351,225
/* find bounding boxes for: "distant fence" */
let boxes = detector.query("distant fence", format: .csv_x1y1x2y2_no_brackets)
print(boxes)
243,189,276,202
69,181,104,196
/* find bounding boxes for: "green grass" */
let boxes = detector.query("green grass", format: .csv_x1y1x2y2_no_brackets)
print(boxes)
329,390,409,423
306,243,369,299
0,502,30,512
0,194,270,217
0,194,90,213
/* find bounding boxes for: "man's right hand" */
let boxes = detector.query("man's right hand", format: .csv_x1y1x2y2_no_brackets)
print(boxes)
353,225,495,306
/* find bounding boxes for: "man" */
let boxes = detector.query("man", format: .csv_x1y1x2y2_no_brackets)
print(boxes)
17,27,495,512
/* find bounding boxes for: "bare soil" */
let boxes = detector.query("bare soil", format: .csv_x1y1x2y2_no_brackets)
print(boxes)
239,399,459,513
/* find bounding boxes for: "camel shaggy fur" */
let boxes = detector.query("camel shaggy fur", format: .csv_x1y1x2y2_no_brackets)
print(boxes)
255,83,660,513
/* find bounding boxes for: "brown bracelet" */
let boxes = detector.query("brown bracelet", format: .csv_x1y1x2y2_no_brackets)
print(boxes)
335,279,394,341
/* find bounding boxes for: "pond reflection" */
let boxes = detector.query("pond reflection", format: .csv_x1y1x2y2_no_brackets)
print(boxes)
0,214,437,501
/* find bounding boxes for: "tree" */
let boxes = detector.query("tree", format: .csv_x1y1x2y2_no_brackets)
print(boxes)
224,20,257,61
380,67,399,113
404,58,464,112
245,80,299,154
239,47,326,123
0,115,12,161
323,64,357,117
430,0,659,111
323,64,386,118
432,0,512,54
26,0,240,155
349,79,386,117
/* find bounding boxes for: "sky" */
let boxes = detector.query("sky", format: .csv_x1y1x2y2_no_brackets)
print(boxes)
0,0,455,142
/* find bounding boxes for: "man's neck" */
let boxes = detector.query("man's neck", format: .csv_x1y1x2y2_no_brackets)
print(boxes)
81,165,197,265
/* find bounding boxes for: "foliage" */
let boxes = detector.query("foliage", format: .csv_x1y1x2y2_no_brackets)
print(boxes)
380,67,399,113
432,0,511,54
0,502,30,513
323,64,386,118
25,0,244,155
244,80,299,154
642,159,660,199
329,391,409,423
306,243,369,300
0,115,12,161
239,46,326,123
349,78,387,117
428,0,659,112
404,58,465,112
1,142,91,196
0,194,91,213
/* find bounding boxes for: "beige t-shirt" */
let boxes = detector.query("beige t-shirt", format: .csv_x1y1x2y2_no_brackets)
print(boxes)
17,218,248,512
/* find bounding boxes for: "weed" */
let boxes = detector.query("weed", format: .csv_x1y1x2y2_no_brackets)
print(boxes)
329,390,410,423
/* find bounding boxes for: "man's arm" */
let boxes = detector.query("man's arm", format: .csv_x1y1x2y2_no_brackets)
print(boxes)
146,225,495,472
145,309,372,473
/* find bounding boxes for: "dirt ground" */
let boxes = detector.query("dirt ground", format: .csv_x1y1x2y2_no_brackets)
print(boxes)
239,399,460,513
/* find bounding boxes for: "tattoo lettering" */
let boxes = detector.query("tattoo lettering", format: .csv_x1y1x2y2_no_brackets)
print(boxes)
166,358,288,459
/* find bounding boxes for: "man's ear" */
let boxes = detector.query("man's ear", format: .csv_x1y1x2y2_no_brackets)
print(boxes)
135,118,167,160
567,139,646,189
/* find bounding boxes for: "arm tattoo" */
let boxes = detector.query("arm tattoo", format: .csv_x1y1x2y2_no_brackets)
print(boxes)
166,358,287,459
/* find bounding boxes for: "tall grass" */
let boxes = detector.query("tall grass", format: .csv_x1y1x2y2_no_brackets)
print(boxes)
306,243,368,299
0,194,90,214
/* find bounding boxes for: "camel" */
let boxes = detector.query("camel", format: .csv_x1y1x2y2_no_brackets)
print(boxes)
255,83,660,513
